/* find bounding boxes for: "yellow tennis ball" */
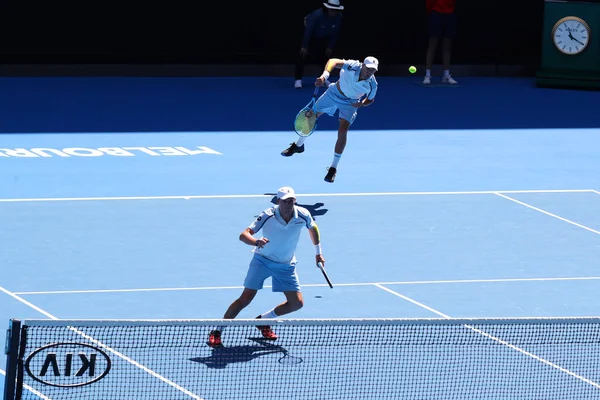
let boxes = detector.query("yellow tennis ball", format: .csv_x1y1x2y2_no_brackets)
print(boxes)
409,66,417,74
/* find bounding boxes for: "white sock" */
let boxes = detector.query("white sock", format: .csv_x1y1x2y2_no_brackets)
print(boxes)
331,153,342,168
295,136,306,147
425,69,431,77
444,70,451,77
260,309,278,319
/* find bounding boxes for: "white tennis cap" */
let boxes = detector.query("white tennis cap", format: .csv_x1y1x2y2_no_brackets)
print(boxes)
363,56,379,71
277,187,296,200
323,0,344,10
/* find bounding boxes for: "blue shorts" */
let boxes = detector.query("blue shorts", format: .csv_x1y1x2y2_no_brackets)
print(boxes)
243,254,301,292
314,83,359,125
428,10,456,38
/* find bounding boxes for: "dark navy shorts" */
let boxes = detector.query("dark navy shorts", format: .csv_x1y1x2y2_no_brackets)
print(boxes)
428,10,456,38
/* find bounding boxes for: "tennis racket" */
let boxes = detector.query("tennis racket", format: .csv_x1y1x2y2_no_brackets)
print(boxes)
317,262,333,288
293,86,320,137
278,350,303,365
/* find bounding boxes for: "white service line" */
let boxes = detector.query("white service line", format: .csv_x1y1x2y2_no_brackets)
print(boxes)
15,275,600,295
495,192,600,236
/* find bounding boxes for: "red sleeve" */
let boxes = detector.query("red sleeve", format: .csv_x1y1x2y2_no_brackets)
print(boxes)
426,0,436,13
444,0,456,13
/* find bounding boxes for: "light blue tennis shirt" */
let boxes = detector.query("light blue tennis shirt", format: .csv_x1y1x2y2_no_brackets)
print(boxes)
249,205,316,264
337,59,378,101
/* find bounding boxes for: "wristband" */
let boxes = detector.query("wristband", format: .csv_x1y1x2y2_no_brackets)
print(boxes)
255,240,260,247
314,243,322,255
321,71,330,80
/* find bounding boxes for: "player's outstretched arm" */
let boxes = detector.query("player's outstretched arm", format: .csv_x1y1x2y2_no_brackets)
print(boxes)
316,58,346,86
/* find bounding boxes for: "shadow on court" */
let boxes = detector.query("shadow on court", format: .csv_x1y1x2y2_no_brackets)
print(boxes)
265,194,329,220
190,338,298,369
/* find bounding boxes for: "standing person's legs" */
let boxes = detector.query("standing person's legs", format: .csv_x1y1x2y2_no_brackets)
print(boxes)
441,12,458,84
294,37,328,88
295,51,307,88
424,11,442,84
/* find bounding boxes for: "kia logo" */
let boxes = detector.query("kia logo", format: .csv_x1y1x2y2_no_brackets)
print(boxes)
25,342,111,387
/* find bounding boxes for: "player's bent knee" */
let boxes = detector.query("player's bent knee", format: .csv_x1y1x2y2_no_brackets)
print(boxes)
290,298,304,311
338,126,350,136
238,290,257,306
236,297,252,308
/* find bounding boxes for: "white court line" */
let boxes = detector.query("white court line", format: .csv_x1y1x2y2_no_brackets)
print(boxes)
0,189,593,202
495,193,600,236
375,283,450,318
374,283,600,389
0,285,203,399
14,275,600,295
0,368,52,399
591,190,600,196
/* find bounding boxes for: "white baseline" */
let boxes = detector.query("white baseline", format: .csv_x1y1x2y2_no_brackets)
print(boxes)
0,188,594,203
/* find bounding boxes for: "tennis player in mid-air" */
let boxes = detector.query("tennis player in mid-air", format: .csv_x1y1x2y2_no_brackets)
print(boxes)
281,56,379,183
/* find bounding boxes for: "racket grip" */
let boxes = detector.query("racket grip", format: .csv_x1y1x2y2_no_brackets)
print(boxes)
317,262,333,288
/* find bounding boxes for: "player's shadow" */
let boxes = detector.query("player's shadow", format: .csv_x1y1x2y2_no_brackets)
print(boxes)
264,194,328,220
190,338,292,369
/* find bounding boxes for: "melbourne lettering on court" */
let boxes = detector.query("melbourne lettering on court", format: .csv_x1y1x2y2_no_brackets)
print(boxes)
0,146,222,158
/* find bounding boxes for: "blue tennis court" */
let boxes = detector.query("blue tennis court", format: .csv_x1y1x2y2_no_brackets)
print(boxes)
1,76,600,398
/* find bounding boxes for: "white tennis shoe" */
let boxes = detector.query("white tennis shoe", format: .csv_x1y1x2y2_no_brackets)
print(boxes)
442,75,458,84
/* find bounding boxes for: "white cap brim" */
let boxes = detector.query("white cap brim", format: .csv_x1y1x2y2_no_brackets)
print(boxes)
364,63,378,70
323,3,344,10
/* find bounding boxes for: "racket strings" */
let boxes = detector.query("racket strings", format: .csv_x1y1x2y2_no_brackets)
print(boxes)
294,110,316,135
294,87,320,137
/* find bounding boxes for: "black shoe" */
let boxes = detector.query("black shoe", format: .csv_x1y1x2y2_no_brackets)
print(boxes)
281,143,304,157
324,167,337,183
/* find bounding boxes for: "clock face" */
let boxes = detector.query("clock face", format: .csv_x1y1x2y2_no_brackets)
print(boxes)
552,17,591,55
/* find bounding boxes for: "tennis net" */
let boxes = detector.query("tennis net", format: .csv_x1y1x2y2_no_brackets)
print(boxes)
4,317,600,399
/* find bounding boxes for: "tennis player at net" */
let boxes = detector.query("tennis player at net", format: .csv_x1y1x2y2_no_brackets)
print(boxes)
282,56,379,183
208,187,326,348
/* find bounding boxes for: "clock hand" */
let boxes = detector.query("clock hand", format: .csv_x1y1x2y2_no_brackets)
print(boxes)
568,31,575,40
573,37,585,45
